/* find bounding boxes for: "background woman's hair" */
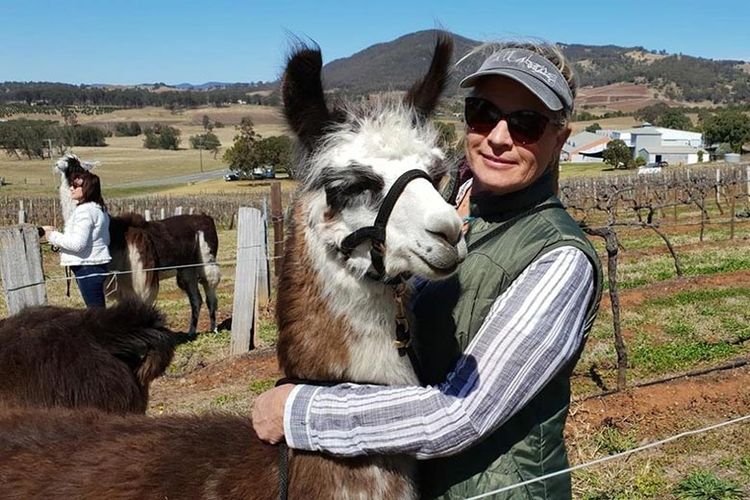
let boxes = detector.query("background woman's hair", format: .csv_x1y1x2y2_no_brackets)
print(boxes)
72,172,107,212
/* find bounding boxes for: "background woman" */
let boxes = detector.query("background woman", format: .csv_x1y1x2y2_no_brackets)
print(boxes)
43,171,111,308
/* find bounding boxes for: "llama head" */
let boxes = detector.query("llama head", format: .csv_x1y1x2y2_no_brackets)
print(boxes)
53,153,96,184
283,34,466,281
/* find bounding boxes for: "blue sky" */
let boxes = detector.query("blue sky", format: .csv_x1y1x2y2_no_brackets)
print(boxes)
3,0,748,85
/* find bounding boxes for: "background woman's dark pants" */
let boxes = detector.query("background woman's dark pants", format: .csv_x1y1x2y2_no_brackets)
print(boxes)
70,264,108,307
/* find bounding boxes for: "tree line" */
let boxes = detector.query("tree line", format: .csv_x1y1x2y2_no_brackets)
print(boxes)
0,119,107,159
0,82,280,108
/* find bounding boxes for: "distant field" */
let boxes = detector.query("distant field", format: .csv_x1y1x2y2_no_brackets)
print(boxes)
0,103,624,198
0,104,289,196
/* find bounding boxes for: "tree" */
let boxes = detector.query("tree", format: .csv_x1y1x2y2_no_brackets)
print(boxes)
222,117,260,171
701,109,750,153
201,114,213,131
0,119,57,159
602,139,632,169
634,102,669,124
252,135,293,176
657,108,693,130
585,122,602,133
61,108,78,127
115,121,141,137
189,132,221,159
65,125,108,147
143,123,181,150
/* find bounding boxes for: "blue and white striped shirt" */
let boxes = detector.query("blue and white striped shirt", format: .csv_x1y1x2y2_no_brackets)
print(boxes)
284,245,594,459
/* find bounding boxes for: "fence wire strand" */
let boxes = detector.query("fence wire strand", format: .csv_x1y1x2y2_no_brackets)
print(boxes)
7,242,283,292
464,412,750,500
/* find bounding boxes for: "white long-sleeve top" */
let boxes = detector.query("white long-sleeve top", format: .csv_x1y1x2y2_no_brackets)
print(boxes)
284,246,594,458
47,202,111,266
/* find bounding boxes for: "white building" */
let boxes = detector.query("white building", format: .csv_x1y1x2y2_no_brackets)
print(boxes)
561,131,610,162
603,124,707,165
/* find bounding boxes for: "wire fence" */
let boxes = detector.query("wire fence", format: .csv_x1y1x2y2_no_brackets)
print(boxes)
464,412,750,499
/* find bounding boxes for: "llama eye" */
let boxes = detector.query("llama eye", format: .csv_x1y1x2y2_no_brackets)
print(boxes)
319,164,384,212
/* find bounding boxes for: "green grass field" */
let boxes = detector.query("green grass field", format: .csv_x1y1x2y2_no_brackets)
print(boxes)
1,105,749,498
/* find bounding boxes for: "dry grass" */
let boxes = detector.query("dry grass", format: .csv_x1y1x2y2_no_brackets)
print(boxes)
0,104,289,196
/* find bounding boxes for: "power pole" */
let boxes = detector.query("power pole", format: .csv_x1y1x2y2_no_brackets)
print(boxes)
199,144,204,173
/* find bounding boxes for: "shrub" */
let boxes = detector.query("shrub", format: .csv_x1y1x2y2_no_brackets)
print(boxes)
143,123,181,150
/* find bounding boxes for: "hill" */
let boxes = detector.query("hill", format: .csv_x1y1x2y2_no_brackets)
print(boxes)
2,30,749,113
319,30,750,111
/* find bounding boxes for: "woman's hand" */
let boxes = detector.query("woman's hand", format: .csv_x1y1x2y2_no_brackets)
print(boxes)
40,225,56,242
251,383,295,444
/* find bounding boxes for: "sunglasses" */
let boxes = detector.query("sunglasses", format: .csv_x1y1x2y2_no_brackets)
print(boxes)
464,97,553,145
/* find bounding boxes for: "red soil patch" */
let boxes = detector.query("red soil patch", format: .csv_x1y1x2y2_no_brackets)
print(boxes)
567,364,750,442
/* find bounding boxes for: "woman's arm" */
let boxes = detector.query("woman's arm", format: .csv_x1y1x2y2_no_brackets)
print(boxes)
47,206,95,253
257,246,594,458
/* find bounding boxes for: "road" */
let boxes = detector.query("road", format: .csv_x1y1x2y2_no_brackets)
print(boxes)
111,168,229,189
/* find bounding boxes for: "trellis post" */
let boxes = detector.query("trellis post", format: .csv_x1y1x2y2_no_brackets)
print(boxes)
230,207,267,355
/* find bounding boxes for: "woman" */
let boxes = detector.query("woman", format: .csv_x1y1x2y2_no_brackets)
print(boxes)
43,171,111,308
253,41,603,499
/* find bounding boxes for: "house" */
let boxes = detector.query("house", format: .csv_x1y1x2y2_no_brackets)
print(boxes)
561,131,610,162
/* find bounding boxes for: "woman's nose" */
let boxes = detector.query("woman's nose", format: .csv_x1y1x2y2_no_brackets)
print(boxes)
486,119,513,149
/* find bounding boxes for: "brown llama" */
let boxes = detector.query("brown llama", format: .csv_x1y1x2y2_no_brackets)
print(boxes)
54,155,221,336
0,33,464,499
0,301,176,413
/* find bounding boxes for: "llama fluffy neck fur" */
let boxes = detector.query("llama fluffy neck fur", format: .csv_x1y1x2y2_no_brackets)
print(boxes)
58,174,77,223
276,199,419,386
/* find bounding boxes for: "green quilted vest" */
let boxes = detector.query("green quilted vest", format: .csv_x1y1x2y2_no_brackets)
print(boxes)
411,173,603,500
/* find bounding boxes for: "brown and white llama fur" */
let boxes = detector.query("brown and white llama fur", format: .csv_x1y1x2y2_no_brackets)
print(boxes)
0,34,463,499
54,155,221,335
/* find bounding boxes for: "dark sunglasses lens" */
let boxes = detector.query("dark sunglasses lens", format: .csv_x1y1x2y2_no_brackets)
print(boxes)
507,111,549,144
464,98,498,135
465,98,549,144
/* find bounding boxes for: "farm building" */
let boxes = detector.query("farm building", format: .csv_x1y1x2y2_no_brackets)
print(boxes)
601,124,707,165
561,131,610,162
637,145,708,165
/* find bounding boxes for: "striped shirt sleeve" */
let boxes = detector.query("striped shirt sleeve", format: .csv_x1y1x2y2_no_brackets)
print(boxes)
284,246,594,459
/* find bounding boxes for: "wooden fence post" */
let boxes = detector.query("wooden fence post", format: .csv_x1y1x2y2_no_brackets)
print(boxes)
175,206,183,216
144,209,151,221
230,207,266,355
270,182,284,277
0,225,47,315
17,200,26,224
257,201,270,308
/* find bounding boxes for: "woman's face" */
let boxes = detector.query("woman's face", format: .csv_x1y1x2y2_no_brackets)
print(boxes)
70,178,84,203
465,76,571,195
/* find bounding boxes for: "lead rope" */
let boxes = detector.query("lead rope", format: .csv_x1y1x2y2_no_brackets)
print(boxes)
278,443,288,500
393,281,423,381
64,266,71,297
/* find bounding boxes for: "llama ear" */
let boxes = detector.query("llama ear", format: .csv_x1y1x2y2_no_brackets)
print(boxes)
282,43,333,151
404,33,453,121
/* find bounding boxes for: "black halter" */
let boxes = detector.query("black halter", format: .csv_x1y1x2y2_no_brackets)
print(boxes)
338,169,432,280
